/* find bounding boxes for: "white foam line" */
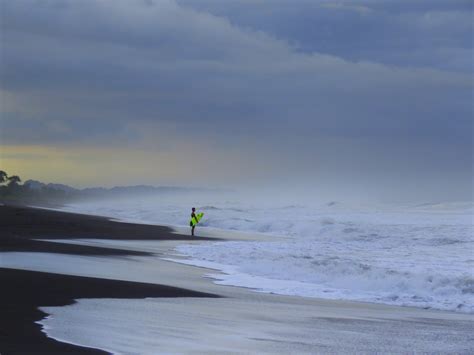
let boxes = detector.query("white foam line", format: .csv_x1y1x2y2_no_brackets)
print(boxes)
37,315,119,355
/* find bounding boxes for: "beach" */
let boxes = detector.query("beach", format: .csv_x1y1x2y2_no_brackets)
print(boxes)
1,205,473,354
0,205,218,354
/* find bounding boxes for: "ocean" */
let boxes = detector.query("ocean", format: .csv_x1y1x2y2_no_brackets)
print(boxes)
60,194,474,313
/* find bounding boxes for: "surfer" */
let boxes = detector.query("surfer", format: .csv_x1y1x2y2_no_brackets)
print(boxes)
189,208,204,236
190,207,198,236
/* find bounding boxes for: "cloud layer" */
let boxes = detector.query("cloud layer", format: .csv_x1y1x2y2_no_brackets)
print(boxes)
1,0,472,200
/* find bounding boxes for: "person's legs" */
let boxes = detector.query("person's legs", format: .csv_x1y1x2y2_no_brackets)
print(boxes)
191,225,195,236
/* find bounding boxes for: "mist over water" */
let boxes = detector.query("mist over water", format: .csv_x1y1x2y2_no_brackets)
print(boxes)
61,191,474,313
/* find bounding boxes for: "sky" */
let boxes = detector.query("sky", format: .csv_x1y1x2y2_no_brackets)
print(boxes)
0,0,472,202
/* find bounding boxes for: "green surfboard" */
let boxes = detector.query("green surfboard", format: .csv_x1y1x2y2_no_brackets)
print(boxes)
190,212,204,227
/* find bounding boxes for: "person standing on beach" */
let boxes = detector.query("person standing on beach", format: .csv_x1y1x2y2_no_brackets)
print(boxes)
190,207,197,236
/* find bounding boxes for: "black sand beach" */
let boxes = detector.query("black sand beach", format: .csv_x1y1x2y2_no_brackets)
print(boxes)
0,205,219,354
2,205,473,354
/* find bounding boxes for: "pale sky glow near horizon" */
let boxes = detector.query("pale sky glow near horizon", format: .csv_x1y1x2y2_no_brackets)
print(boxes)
0,0,472,202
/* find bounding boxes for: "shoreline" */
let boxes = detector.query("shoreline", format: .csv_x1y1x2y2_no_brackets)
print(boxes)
0,268,219,354
1,205,473,353
52,201,474,315
0,205,219,354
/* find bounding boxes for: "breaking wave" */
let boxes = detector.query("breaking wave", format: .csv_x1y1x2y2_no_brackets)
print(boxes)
61,198,474,313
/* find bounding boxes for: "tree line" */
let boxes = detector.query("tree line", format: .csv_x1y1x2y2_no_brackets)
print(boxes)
0,171,21,187
0,170,75,206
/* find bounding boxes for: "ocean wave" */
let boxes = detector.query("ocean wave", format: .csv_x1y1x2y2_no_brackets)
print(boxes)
175,241,474,313
61,197,474,313
198,205,222,210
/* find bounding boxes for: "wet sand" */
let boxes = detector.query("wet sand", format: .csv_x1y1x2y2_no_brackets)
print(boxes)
0,268,218,354
0,205,218,354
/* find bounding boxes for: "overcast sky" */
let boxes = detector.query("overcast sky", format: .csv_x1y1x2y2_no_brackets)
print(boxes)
0,0,472,201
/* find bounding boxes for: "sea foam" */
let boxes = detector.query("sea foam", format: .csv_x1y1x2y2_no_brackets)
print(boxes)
61,197,474,313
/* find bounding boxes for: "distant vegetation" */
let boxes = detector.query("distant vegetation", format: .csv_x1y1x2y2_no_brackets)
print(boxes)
0,170,211,207
0,170,79,206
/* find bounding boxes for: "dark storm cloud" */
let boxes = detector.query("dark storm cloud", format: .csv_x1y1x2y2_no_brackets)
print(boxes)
179,0,473,72
0,0,472,199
